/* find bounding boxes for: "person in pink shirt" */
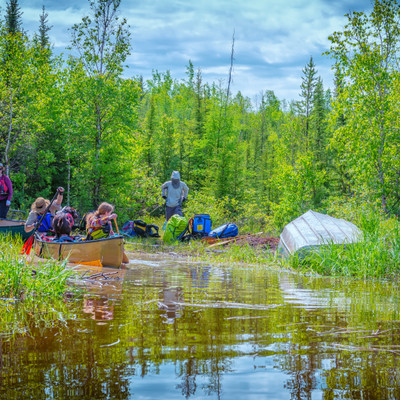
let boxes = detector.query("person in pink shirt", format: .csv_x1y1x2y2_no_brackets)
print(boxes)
0,163,13,219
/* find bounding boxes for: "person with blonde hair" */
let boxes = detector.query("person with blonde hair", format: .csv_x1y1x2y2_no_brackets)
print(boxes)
86,202,117,240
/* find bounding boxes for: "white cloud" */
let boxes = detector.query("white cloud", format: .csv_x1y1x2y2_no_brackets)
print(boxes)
18,0,371,102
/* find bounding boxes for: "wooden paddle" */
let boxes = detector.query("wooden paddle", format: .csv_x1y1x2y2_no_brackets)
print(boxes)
113,218,129,264
113,218,120,234
21,189,60,255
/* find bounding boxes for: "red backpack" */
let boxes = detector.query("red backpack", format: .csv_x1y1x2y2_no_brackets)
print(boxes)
0,176,8,195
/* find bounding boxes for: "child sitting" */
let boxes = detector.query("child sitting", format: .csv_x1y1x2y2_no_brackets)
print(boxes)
60,206,79,228
86,202,117,240
52,212,75,242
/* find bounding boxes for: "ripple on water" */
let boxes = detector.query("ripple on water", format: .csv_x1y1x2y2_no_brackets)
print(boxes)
2,254,400,399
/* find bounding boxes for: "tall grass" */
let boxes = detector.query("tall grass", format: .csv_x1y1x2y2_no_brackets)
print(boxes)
0,235,79,299
286,209,400,279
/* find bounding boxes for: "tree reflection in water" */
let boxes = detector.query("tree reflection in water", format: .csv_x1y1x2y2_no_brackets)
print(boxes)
2,258,400,399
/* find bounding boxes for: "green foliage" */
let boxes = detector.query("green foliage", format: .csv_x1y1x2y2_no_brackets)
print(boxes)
0,236,79,299
3,0,400,284
326,0,400,213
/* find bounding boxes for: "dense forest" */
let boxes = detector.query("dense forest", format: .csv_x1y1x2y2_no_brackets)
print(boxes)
1,0,399,233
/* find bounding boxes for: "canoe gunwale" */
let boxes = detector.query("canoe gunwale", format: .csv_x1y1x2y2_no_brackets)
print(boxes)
0,218,32,240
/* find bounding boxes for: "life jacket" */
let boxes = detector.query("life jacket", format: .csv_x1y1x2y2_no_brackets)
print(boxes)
37,212,53,233
86,218,111,240
0,176,8,195
89,226,111,240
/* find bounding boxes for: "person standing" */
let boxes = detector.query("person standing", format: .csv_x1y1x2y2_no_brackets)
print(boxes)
161,171,189,221
0,163,13,219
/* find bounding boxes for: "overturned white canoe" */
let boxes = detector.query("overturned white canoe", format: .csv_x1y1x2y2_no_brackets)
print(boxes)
278,210,361,258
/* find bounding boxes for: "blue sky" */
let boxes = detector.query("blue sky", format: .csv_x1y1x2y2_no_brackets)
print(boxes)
12,0,372,103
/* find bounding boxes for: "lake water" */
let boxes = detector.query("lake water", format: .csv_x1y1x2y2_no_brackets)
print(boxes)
1,251,400,399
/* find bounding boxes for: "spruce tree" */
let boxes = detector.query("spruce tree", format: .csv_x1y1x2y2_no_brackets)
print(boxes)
37,6,52,49
5,0,23,34
311,77,326,165
299,56,317,148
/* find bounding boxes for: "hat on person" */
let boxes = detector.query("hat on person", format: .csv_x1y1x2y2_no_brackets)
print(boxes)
171,171,180,180
31,197,50,213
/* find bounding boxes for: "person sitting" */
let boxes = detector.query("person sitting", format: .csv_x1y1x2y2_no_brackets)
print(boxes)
52,212,75,242
86,202,117,240
24,187,64,233
60,206,79,229
0,162,13,219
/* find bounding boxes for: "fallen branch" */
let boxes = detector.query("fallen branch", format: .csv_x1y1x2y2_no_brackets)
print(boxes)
83,271,119,280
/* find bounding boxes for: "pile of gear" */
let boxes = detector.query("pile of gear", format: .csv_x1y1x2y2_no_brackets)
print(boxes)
122,213,239,244
121,170,239,244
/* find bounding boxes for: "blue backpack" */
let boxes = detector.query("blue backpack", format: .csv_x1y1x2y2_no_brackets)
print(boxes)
208,223,238,239
122,221,138,237
122,220,160,238
192,214,212,236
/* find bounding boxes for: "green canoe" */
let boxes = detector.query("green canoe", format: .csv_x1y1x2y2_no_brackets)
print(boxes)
0,218,32,240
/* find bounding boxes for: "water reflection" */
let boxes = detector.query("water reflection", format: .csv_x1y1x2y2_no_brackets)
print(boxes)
2,255,400,399
189,265,210,288
83,295,115,322
158,286,184,323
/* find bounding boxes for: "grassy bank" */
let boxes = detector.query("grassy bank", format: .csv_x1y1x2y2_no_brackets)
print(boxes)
0,235,82,341
0,235,79,299
124,236,277,269
126,205,400,280
285,208,400,279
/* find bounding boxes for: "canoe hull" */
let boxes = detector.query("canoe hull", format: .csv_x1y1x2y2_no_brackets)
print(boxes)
0,218,32,240
278,209,361,258
34,235,125,268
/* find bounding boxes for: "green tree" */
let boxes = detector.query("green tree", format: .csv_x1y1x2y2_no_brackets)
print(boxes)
35,6,52,49
69,0,134,207
327,0,400,213
299,56,317,149
5,0,23,34
0,3,28,176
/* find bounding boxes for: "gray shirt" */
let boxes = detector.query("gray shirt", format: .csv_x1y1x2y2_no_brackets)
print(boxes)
161,181,189,207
